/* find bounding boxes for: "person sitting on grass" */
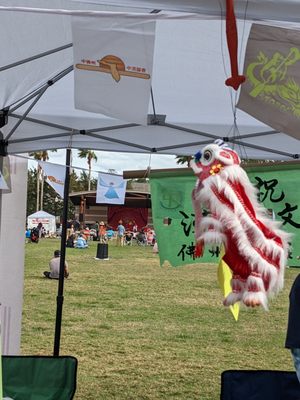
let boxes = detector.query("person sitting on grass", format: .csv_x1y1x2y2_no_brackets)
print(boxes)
66,234,75,248
75,233,89,249
43,250,69,279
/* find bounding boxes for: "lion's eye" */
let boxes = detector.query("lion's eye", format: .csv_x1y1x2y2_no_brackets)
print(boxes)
203,150,212,161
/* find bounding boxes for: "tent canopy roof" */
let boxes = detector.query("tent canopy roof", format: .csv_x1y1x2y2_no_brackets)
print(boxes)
27,211,55,219
0,0,299,160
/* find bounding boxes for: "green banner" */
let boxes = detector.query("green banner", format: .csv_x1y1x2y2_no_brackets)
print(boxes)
150,163,300,267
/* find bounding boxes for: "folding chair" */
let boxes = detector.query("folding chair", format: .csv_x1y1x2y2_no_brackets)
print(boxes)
221,369,300,400
2,355,78,400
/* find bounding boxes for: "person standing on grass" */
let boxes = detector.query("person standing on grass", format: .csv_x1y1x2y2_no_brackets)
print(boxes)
285,273,300,383
43,250,69,279
117,220,125,246
98,221,107,243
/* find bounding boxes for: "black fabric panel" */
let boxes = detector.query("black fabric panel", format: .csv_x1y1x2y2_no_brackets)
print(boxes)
221,370,300,400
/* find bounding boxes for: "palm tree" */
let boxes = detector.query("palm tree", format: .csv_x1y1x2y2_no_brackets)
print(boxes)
78,149,98,191
175,155,193,167
29,150,57,211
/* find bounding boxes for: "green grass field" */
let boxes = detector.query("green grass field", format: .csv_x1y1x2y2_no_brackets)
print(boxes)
22,238,298,399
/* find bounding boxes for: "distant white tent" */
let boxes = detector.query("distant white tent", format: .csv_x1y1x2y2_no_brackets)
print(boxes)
27,210,56,234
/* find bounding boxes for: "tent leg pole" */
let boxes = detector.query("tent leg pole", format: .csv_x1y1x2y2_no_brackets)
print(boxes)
53,148,71,357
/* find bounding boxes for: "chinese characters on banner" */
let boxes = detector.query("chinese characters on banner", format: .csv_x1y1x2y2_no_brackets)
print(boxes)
150,172,219,267
237,24,300,140
150,165,300,268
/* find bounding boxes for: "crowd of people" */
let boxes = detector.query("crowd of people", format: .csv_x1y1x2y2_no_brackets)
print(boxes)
26,218,157,252
62,219,157,248
90,219,157,248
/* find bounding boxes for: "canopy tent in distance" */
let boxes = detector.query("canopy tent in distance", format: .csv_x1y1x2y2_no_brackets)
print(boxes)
27,211,56,235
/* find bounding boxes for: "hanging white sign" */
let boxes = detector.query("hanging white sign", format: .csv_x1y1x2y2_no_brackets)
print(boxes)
96,173,126,205
72,16,156,125
39,161,65,199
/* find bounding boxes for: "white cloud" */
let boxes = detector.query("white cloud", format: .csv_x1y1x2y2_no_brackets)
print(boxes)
28,149,187,176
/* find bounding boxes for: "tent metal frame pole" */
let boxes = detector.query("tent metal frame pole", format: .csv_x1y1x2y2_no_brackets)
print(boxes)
86,131,152,151
87,123,138,133
10,113,75,133
157,137,297,158
231,139,299,159
0,43,72,72
150,88,156,119
10,115,136,136
10,86,52,113
5,87,49,141
10,114,74,134
233,130,279,139
9,65,73,112
157,139,213,152
50,65,74,84
9,132,77,146
163,122,219,139
53,148,71,357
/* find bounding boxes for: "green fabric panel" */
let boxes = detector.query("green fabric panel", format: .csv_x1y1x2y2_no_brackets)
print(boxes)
150,165,300,267
150,174,218,266
247,167,300,267
2,356,77,400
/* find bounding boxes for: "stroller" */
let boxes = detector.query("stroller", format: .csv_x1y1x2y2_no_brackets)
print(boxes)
30,227,39,243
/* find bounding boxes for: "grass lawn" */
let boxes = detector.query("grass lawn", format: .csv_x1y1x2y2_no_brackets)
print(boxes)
22,238,298,399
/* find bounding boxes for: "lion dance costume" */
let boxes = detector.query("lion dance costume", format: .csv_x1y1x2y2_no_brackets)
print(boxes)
190,141,289,310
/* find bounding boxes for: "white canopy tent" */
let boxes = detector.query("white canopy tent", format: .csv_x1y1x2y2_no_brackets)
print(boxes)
1,0,300,357
0,0,299,160
27,210,56,234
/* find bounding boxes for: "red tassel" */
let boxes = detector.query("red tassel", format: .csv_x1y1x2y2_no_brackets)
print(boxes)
194,241,204,258
225,0,246,90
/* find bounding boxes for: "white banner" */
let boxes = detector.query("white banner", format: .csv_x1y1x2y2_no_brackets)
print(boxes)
39,161,65,199
72,16,156,125
96,173,126,205
237,24,300,138
0,156,27,355
0,169,8,190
